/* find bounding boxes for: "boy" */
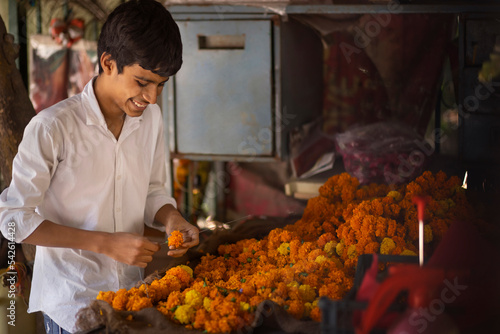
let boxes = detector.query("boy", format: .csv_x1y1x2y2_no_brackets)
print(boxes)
0,1,199,333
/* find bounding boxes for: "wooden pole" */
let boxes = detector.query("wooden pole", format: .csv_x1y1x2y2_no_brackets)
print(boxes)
0,14,36,189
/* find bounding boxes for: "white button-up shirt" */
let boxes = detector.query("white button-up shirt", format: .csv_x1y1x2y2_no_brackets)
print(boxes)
0,79,176,332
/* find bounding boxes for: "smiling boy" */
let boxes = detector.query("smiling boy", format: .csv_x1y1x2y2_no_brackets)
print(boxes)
0,1,198,333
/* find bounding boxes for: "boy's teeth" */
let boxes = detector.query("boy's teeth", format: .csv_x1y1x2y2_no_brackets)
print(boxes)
133,101,145,107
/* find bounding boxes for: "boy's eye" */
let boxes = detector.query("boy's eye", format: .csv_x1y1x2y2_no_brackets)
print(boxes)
136,80,147,87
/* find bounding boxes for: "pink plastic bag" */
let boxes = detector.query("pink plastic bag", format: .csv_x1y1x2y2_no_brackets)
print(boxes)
335,122,432,184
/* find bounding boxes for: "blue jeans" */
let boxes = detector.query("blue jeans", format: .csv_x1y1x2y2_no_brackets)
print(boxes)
43,313,72,334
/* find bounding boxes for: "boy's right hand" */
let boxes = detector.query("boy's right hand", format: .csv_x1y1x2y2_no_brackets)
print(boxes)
101,232,160,268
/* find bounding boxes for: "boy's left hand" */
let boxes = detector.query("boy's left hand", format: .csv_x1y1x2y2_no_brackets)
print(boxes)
160,205,200,257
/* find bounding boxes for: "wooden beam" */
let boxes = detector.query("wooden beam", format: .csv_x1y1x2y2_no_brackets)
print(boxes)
0,14,36,189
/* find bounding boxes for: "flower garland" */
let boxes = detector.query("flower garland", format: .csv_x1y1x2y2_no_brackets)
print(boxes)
97,170,480,333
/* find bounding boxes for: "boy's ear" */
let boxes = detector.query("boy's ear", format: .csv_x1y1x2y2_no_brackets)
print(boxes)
100,52,116,75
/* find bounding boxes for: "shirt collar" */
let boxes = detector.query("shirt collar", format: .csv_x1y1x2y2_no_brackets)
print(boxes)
81,77,144,128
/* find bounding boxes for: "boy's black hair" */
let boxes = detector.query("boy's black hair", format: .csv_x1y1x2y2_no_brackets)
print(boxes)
97,0,182,77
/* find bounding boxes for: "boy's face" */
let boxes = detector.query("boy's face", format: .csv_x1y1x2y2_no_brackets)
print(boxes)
108,62,169,118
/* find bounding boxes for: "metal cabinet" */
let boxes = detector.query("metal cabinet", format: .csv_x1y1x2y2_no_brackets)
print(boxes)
163,8,323,161
174,20,273,157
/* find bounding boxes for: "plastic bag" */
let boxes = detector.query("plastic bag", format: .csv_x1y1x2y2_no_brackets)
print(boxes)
335,122,432,185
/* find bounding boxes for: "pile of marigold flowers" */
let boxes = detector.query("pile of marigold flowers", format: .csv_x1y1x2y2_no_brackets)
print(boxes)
97,171,481,333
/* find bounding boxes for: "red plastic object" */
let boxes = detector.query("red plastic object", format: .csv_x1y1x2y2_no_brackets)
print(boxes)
357,264,466,334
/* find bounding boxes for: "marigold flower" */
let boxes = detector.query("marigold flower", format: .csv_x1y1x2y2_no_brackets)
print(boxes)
126,294,153,311
168,230,184,248
185,289,203,306
174,304,195,324
380,237,396,255
387,190,402,202
240,302,251,312
277,242,290,256
179,265,194,278
96,291,115,305
310,306,321,322
285,299,305,319
298,284,316,302
400,249,417,256
347,245,358,259
156,301,170,317
335,241,344,257
112,289,129,311
315,255,327,264
203,297,212,311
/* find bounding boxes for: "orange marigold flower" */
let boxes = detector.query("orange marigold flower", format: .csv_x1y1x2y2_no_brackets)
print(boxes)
96,291,115,305
112,289,129,311
168,230,184,248
310,306,321,322
318,232,336,248
285,300,305,319
126,294,153,311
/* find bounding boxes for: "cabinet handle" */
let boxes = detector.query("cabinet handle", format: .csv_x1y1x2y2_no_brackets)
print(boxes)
198,34,245,50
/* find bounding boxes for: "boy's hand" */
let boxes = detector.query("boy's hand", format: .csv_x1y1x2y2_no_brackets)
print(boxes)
154,204,200,257
103,232,160,267
165,213,199,257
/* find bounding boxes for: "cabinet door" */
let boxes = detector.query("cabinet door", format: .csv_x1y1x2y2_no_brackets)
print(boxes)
173,20,273,157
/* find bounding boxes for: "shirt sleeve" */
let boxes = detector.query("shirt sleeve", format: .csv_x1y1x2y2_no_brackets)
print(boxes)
143,108,177,231
0,119,60,243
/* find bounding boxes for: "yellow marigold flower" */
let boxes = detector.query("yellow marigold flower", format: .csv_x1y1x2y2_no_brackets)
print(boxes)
380,237,396,255
287,281,299,289
179,265,193,278
335,241,344,257
277,242,290,256
174,304,195,325
387,190,402,202
315,255,327,264
324,241,338,257
400,249,417,256
424,225,433,243
168,230,184,248
298,285,316,302
240,302,251,312
304,302,313,317
203,297,212,312
347,245,357,259
185,289,203,306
